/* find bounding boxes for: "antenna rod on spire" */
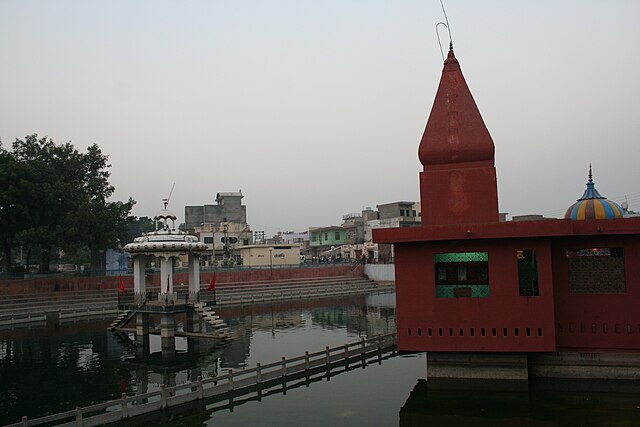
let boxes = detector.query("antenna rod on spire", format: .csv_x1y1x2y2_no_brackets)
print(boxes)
439,0,453,50
163,183,176,209
436,22,448,61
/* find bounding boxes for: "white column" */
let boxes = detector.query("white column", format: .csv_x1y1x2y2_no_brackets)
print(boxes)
160,256,173,294
133,255,147,305
188,253,200,299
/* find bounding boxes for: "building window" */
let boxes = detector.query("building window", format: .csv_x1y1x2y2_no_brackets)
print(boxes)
518,249,539,296
434,252,489,298
243,239,249,245
400,209,405,216
335,231,340,240
203,237,214,244
412,210,416,217
324,233,328,241
567,248,625,293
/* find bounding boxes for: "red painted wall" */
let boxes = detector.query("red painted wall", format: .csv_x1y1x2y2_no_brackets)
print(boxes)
395,238,556,353
551,235,640,352
387,224,640,354
419,167,499,226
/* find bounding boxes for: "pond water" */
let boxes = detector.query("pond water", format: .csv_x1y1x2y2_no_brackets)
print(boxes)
2,291,640,426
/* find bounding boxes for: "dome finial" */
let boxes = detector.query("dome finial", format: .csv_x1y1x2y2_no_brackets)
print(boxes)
588,163,593,183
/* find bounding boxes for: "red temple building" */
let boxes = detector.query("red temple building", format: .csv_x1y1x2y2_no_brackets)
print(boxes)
373,46,640,380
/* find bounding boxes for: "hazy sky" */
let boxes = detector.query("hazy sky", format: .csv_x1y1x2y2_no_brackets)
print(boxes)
2,1,639,236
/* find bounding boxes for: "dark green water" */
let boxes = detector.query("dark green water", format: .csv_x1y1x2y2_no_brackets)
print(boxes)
2,292,640,426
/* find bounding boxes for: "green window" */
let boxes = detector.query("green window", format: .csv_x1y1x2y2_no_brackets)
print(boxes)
434,252,489,298
518,250,539,296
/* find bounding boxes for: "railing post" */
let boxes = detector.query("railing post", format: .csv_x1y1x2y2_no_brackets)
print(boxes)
377,334,382,350
257,363,262,383
344,344,349,361
197,376,204,400
160,384,167,408
75,406,82,426
228,370,234,391
121,393,129,419
305,351,310,370
281,357,287,377
360,337,366,356
21,416,28,427
325,346,330,366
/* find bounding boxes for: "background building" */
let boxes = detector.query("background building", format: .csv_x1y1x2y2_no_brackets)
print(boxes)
184,192,247,231
238,244,301,267
185,192,252,266
309,226,346,260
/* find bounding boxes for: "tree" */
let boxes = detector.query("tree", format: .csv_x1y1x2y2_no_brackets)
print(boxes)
124,216,155,244
3,135,135,273
0,143,31,272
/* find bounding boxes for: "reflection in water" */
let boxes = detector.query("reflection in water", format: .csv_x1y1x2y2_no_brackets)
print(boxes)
5,290,637,427
0,292,396,424
400,377,640,427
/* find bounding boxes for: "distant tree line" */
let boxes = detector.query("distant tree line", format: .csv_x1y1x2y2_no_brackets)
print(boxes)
0,134,137,273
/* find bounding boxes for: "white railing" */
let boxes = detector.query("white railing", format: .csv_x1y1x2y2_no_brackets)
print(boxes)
9,334,397,427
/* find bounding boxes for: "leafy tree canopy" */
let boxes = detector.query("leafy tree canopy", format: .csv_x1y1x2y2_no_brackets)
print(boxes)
0,135,136,273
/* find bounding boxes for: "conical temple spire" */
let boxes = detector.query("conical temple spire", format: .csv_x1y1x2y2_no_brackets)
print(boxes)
417,50,499,226
418,49,495,167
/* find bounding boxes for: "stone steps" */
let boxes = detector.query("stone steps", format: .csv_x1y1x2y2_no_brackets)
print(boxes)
1,275,390,325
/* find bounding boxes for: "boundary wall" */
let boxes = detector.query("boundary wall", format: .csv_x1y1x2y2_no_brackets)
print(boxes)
364,263,395,283
1,264,365,295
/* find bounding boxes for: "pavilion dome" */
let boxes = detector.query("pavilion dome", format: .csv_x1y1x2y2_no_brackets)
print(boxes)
564,166,624,220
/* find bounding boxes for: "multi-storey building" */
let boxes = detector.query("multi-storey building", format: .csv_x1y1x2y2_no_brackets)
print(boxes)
185,192,251,265
184,192,247,232
308,226,346,259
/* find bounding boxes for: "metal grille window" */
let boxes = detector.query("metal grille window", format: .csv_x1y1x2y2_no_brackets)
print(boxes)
567,248,625,293
434,252,489,298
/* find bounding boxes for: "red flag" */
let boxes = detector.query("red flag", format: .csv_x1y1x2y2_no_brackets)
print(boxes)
118,276,127,294
207,273,216,291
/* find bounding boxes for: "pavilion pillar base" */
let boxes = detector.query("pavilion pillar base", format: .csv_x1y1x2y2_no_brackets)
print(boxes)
135,292,147,306
426,352,529,380
135,313,150,358
185,309,201,353
158,292,178,305
161,313,175,351
189,291,200,304
186,310,201,334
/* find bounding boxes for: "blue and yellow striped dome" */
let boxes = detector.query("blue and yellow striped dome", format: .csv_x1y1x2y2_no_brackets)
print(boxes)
564,166,624,221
